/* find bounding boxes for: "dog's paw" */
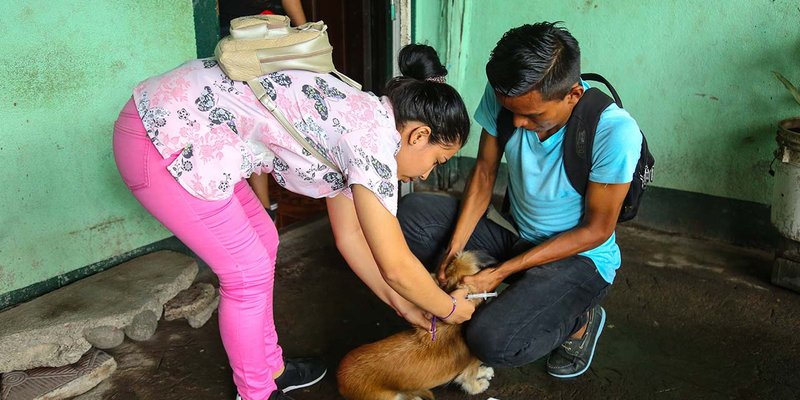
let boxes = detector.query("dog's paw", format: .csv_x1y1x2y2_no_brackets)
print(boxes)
477,364,494,381
460,375,491,395
455,362,494,395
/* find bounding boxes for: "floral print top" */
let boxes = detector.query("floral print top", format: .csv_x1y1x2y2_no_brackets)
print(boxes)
132,59,401,214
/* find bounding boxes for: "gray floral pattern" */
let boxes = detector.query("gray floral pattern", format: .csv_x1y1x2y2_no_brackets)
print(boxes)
136,92,169,148
323,172,345,191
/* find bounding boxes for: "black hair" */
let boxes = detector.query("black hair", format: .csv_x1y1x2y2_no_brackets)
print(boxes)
384,44,470,147
486,22,581,100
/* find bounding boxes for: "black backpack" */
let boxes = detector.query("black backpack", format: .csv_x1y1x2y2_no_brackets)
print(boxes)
496,73,654,222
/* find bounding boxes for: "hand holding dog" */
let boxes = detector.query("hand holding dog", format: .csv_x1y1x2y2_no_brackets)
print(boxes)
461,266,504,293
436,247,462,284
391,296,432,329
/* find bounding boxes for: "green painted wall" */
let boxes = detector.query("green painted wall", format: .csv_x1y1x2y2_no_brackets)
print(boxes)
0,2,200,296
414,0,800,204
413,0,445,56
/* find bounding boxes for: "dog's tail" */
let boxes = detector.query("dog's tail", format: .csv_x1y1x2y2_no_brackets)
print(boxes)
403,389,435,400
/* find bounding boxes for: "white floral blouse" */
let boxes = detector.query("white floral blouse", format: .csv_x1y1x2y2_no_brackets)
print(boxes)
132,59,401,214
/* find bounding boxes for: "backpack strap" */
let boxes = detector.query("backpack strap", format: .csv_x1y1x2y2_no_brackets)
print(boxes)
246,78,342,174
581,73,623,107
495,108,515,213
496,107,516,152
563,87,614,196
331,70,362,90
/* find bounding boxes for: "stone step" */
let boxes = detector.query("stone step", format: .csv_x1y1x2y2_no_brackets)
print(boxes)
0,251,197,372
164,282,220,328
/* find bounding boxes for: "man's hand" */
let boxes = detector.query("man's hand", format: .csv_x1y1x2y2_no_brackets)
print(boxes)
436,246,462,285
461,266,505,293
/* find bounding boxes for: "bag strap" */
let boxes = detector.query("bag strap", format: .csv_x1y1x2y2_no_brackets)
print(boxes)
495,108,515,213
580,73,622,108
562,87,614,196
246,78,342,173
331,70,362,91
496,108,515,154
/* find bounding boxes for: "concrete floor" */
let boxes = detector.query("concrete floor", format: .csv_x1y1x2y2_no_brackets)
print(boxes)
76,217,800,400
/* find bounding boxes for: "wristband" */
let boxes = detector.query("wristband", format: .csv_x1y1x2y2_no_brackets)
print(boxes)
437,295,457,320
431,295,457,341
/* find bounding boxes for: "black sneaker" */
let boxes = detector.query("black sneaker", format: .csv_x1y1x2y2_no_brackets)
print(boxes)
235,390,294,400
269,390,294,400
546,305,606,378
275,357,327,393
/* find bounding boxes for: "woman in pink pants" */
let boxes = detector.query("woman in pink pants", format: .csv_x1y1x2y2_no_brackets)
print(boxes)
112,45,476,400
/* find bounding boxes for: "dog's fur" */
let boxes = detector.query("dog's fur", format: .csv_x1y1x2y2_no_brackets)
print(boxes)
337,251,495,400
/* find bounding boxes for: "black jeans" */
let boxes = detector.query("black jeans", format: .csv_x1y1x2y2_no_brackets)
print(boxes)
398,193,610,368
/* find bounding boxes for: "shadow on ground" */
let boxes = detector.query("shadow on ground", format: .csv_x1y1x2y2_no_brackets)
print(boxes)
77,218,800,400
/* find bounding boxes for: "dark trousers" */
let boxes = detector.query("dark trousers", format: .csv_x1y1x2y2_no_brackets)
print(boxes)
398,193,610,368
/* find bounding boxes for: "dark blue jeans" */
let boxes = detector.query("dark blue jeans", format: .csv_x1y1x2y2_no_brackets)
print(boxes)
398,193,610,368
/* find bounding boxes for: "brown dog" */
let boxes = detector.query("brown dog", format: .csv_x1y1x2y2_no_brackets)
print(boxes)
336,251,496,400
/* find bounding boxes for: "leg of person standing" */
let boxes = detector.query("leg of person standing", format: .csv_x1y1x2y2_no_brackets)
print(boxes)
113,98,280,400
233,180,284,380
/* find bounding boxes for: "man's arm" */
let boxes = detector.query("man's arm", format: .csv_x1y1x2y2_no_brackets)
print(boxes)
463,180,629,292
437,129,503,282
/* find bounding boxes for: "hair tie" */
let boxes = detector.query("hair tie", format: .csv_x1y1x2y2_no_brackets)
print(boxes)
425,75,447,83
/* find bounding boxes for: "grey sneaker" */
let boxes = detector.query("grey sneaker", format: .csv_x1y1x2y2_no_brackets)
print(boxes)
546,305,606,378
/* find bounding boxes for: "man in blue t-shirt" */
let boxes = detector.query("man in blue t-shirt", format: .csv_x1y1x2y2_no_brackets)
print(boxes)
398,22,642,378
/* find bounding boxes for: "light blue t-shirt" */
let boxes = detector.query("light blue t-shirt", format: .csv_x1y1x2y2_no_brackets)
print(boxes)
474,82,643,283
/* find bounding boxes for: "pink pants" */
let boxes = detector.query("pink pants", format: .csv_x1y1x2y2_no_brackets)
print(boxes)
113,98,282,400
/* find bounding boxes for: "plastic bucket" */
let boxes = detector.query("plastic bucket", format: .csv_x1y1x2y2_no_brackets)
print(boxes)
771,117,800,242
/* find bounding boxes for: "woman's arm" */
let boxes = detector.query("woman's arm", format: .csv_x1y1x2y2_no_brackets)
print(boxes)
326,194,429,328
247,173,271,209
281,0,307,26
351,185,474,324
